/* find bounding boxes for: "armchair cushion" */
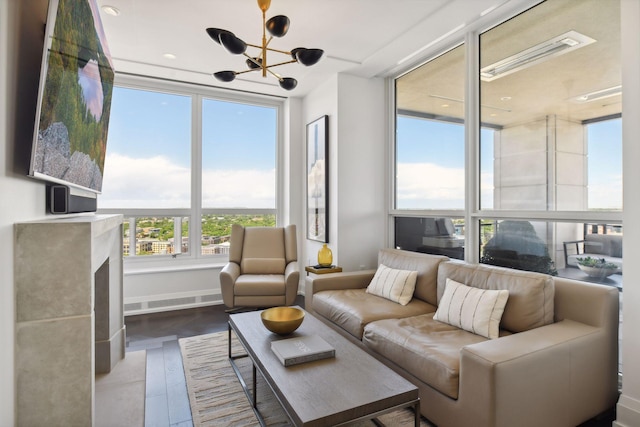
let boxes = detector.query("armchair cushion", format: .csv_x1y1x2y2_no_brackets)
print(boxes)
241,257,286,274
434,278,509,339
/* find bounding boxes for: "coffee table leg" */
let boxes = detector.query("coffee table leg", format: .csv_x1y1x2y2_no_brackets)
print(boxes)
228,322,267,427
253,364,257,407
414,400,420,426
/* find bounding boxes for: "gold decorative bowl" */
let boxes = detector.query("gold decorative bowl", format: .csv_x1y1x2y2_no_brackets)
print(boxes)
261,306,305,335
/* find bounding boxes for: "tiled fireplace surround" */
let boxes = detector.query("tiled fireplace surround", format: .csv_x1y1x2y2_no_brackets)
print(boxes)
15,214,125,426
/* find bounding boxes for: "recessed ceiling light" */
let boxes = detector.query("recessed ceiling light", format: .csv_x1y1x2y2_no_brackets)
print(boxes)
500,96,512,101
101,5,120,16
163,53,177,60
441,104,450,108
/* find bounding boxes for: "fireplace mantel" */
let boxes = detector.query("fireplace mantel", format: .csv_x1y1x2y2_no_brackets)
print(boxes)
15,214,124,426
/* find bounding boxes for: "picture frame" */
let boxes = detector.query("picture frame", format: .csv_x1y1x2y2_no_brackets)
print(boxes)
306,115,329,242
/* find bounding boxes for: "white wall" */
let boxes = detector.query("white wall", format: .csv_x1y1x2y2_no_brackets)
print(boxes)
1,0,53,424
301,73,386,273
335,74,387,271
615,1,640,425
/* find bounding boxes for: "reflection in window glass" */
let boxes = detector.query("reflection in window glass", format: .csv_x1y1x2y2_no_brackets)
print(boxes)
101,87,191,208
479,219,622,287
479,0,621,211
587,118,622,210
202,99,276,209
395,45,465,210
394,216,465,259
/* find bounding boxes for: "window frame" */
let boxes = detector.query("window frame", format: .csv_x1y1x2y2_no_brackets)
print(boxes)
98,74,285,270
389,0,623,266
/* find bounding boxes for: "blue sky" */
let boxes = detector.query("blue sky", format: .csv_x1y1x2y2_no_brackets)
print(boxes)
396,115,622,210
102,87,622,210
100,87,276,208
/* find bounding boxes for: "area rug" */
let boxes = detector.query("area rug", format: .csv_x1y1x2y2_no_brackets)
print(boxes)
179,331,434,426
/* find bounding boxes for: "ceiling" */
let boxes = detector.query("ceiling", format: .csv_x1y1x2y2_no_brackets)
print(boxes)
95,0,528,97
396,0,621,127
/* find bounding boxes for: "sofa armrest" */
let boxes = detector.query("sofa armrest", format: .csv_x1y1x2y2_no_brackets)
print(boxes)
304,270,376,312
459,319,618,426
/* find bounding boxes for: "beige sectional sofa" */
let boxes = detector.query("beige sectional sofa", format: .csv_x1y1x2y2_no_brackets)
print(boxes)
305,248,619,427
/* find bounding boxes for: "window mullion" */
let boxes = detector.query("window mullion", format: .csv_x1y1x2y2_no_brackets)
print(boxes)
191,94,203,259
465,30,480,264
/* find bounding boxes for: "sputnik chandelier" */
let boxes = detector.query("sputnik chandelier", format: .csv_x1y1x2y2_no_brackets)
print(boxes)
206,0,324,90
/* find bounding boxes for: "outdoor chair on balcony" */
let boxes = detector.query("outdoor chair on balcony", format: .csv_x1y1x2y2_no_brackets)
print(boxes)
220,224,299,309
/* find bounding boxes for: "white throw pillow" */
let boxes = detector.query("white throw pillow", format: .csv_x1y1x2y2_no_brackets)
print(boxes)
366,264,418,306
434,278,509,339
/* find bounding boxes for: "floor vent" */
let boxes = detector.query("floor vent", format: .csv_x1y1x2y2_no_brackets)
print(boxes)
125,302,143,312
201,294,220,303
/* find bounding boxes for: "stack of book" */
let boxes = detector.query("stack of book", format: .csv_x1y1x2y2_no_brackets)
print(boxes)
271,335,335,367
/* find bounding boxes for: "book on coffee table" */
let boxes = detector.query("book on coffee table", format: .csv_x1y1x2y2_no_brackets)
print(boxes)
271,335,335,367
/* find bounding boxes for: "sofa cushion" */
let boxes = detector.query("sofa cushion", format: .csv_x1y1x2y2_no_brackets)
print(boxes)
378,248,448,306
434,278,509,339
437,261,554,333
363,313,510,399
366,264,418,305
313,288,436,339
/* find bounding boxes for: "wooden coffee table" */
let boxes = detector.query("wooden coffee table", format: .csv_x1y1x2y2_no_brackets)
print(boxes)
228,307,420,426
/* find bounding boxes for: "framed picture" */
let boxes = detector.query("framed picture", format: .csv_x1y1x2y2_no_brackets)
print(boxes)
307,115,329,242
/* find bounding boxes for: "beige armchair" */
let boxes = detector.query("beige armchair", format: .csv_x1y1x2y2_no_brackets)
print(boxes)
220,224,299,309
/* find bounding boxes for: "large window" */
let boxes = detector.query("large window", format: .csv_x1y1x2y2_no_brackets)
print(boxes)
395,44,465,211
99,77,282,262
100,87,191,208
393,0,622,287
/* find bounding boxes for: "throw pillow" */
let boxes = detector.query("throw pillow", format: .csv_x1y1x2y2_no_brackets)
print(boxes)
366,264,418,305
434,278,509,339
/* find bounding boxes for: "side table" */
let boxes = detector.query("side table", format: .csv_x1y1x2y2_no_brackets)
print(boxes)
305,265,343,276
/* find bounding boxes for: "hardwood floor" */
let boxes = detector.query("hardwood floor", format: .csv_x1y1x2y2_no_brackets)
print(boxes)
125,296,304,427
125,296,615,427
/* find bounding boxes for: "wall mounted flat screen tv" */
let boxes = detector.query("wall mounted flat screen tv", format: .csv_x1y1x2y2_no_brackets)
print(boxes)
29,0,114,194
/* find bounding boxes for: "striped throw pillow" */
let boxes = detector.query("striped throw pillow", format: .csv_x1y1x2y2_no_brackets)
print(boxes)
366,264,418,305
434,278,509,339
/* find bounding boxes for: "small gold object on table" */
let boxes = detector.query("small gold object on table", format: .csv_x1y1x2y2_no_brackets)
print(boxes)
317,243,333,266
261,306,305,335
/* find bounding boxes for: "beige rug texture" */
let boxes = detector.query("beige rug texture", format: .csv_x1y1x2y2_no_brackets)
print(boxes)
179,331,434,427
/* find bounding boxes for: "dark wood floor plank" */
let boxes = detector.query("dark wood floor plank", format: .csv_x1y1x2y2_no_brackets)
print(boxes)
163,341,192,425
145,347,168,398
144,393,170,427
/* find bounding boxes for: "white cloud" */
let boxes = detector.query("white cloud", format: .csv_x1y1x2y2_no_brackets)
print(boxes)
100,153,275,208
396,163,464,208
589,174,623,209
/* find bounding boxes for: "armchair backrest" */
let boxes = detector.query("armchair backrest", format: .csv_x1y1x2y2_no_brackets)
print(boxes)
228,224,297,275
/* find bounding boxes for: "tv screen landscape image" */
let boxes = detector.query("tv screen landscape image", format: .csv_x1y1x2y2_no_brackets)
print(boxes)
30,0,114,194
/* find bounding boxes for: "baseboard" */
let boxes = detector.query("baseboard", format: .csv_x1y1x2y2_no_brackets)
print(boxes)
124,291,223,315
614,394,640,426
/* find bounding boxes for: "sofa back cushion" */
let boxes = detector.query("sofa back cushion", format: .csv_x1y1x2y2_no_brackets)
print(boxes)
437,261,554,333
378,248,448,306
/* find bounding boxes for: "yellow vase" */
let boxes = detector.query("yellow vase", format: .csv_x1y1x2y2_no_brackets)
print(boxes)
317,244,333,266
